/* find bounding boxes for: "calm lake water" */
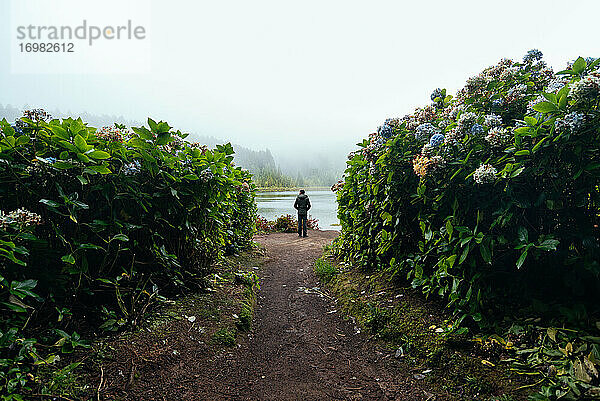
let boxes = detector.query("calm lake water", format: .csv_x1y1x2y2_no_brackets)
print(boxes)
256,190,340,231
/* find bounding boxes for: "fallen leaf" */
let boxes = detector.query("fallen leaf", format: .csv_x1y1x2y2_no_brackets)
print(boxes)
584,356,599,378
574,359,592,383
547,327,557,342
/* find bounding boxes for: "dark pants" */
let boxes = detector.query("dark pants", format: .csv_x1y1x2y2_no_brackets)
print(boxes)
298,213,307,237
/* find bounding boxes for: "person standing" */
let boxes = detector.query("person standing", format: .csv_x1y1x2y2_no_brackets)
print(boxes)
293,189,311,237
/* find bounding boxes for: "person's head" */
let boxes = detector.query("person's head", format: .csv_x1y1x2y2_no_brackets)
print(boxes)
299,189,305,194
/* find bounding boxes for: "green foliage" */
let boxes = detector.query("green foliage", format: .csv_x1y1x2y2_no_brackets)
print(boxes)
236,300,254,332
0,113,256,397
256,214,320,233
211,328,236,346
314,257,338,283
252,166,298,188
363,303,390,335
336,54,600,318
334,53,600,399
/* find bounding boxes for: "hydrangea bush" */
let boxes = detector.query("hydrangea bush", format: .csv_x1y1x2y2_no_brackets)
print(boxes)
0,113,256,396
334,52,600,325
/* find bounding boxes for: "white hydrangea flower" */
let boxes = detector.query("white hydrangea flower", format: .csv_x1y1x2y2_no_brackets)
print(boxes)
473,164,497,184
483,114,502,128
570,74,600,104
485,127,511,148
457,112,478,133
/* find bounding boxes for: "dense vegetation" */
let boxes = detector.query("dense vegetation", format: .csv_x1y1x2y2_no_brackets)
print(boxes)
0,112,256,398
333,52,600,399
256,214,319,233
0,104,141,131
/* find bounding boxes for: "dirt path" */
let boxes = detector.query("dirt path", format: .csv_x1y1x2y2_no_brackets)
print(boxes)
106,231,431,400
187,231,425,401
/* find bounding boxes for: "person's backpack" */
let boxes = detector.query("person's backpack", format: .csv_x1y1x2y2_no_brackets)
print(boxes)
294,194,311,213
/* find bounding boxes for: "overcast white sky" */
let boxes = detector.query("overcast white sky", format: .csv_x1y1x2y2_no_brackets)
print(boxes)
1,0,599,163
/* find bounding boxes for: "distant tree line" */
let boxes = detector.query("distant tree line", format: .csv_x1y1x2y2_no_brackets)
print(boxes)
191,135,339,188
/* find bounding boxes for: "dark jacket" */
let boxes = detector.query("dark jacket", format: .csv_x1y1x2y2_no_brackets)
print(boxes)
294,194,311,215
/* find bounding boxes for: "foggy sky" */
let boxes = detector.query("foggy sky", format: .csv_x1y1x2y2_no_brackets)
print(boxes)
1,0,599,166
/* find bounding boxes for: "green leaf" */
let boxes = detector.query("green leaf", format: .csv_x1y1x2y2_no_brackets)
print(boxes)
78,243,104,250
518,227,528,243
516,250,528,269
459,244,470,264
480,242,491,264
111,234,129,242
76,153,90,163
542,92,557,104
532,137,549,152
74,134,88,152
40,199,61,208
514,150,530,156
87,150,111,160
147,118,158,132
131,126,153,140
532,102,557,113
572,57,586,75
445,220,454,239
380,211,392,223
537,238,559,251
2,302,28,313
61,254,76,264
510,167,525,178
156,121,171,134
87,165,112,174
513,127,531,135
50,125,70,140
16,135,30,146
58,140,78,152
524,116,537,126
128,137,151,149
558,94,568,110
156,133,171,146
77,175,88,185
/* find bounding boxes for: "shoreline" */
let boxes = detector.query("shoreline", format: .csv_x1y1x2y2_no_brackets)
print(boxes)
255,186,331,192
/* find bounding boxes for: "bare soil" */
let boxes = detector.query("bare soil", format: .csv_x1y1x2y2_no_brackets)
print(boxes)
98,231,435,400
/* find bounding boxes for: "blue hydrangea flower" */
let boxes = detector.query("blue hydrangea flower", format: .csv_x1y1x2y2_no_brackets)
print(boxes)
430,88,444,102
470,124,485,136
11,125,23,135
555,112,586,133
377,123,395,139
429,133,445,147
123,160,141,176
523,49,543,63
491,98,504,110
457,112,478,133
377,118,399,139
415,123,440,142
